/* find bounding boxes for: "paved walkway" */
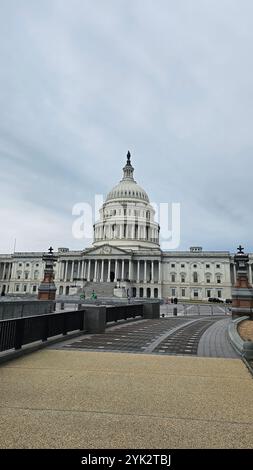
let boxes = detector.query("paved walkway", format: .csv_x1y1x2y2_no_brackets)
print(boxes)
0,349,252,448
53,316,237,358
198,318,239,358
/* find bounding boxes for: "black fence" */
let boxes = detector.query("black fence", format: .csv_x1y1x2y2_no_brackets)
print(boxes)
0,310,85,353
106,304,144,323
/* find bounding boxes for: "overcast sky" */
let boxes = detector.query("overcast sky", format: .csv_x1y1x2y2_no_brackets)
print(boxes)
0,0,253,254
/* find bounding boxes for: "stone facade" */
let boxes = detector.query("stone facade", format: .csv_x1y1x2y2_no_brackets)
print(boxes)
0,154,252,300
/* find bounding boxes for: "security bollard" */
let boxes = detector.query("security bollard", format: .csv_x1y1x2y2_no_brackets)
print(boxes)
173,307,177,316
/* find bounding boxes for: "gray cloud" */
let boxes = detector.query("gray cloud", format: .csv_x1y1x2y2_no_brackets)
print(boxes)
0,0,253,253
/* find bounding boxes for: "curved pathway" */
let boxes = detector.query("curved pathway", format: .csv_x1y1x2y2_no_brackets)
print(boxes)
53,315,237,359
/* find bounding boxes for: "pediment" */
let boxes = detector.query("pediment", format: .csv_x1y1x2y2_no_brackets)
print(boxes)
84,244,130,257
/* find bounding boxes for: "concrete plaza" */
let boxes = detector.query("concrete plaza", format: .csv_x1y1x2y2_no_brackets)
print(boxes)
0,348,252,449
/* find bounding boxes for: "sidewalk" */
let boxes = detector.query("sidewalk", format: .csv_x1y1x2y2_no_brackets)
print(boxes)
0,349,252,448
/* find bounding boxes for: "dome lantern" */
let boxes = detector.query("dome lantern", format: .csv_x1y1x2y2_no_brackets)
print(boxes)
122,151,135,181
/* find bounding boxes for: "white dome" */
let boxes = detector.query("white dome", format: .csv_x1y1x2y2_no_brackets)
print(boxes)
105,151,149,203
106,179,149,203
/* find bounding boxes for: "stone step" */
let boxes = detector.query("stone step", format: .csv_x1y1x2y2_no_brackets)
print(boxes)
82,282,115,297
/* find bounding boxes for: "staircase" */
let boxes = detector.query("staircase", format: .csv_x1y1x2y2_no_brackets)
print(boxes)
81,282,115,298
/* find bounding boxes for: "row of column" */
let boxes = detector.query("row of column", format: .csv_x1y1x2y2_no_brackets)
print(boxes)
0,263,12,281
94,224,159,242
58,259,162,283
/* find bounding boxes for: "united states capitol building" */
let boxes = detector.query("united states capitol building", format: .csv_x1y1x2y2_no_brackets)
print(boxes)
0,153,252,300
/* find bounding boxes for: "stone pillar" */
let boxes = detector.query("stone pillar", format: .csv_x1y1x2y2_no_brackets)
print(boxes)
70,261,74,282
38,247,57,300
64,261,68,281
132,225,135,239
87,260,91,281
233,264,236,285
232,246,253,319
151,261,154,283
114,259,118,282
2,263,6,280
120,224,123,239
101,259,104,282
60,261,64,281
83,261,86,279
129,260,132,281
121,259,125,280
107,259,111,282
137,260,140,283
158,261,162,283
138,225,141,239
144,260,147,283
93,260,98,282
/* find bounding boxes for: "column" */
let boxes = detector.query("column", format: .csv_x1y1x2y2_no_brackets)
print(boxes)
87,260,91,281
132,224,135,239
138,225,141,239
137,260,140,283
9,263,13,280
84,261,87,279
101,260,104,282
120,224,123,239
129,260,132,281
60,261,64,280
64,261,68,281
80,260,84,279
93,260,98,282
144,260,147,283
114,260,118,282
158,261,162,283
76,261,81,278
2,263,6,280
121,259,125,280
107,259,111,282
70,261,74,281
151,260,154,283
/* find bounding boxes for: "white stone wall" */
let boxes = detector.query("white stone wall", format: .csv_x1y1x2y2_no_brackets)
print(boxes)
0,249,251,301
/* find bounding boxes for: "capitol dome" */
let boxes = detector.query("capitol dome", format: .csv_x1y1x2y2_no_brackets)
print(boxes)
93,152,160,251
106,153,149,203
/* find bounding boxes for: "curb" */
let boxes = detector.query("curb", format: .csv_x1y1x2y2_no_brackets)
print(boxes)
228,316,253,360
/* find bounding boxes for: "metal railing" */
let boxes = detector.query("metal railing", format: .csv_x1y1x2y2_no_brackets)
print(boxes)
160,303,230,317
0,310,85,353
106,304,144,323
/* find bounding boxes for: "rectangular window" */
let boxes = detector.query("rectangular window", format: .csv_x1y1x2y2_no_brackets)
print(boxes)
218,290,222,298
181,264,185,268
171,264,175,268
182,289,185,297
207,290,211,298
15,284,20,292
181,276,185,283
23,285,27,292
33,286,37,292
194,290,198,298
207,278,210,283
25,272,29,280
171,274,175,282
216,264,220,269
206,264,210,268
172,288,176,296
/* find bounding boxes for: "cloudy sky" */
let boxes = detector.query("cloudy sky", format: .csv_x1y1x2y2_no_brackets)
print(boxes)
0,0,253,254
